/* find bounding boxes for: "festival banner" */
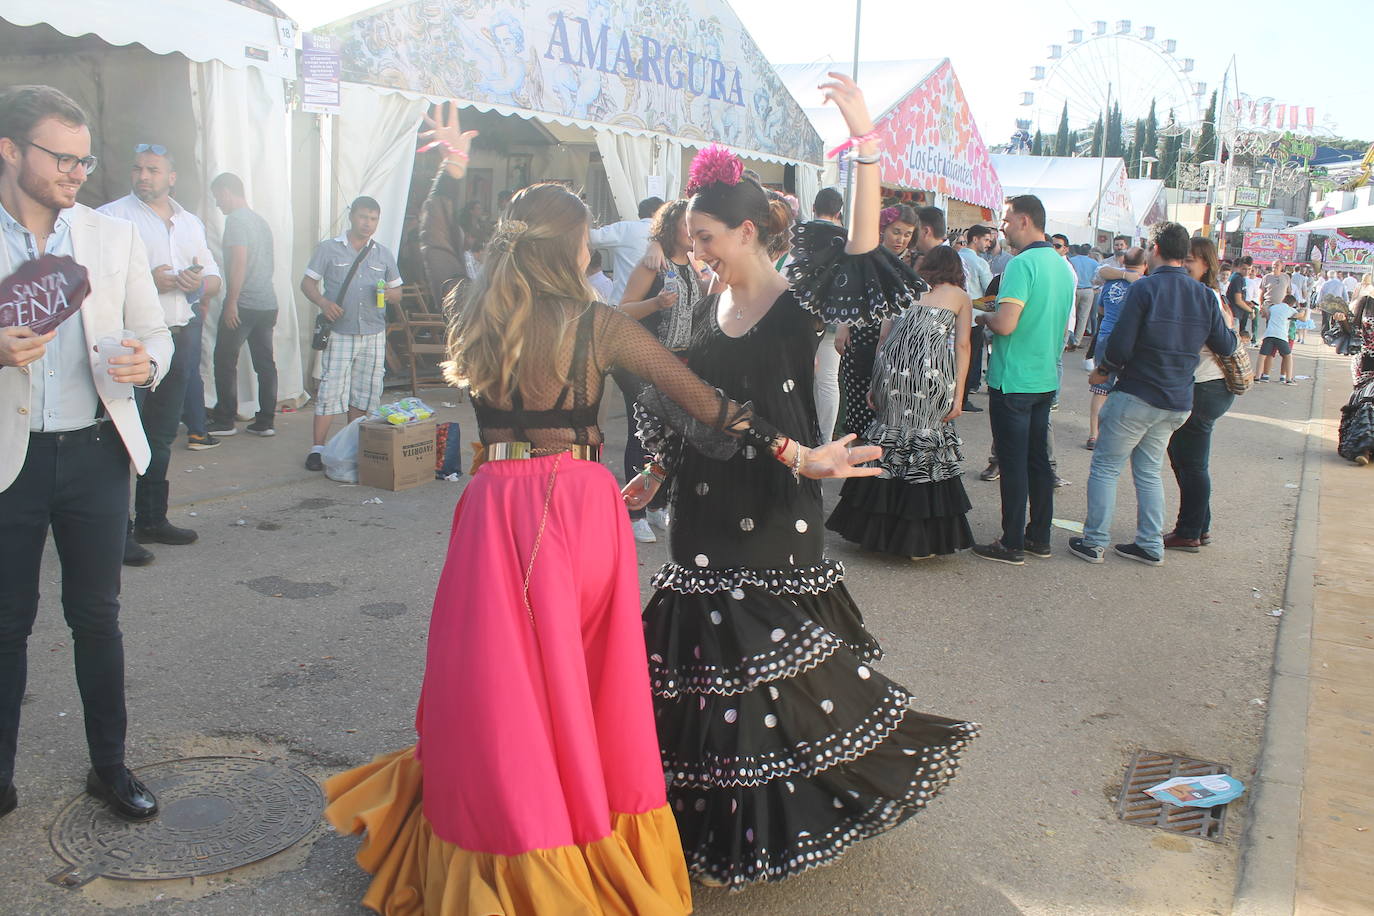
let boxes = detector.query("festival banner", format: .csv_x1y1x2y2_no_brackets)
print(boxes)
873,61,1002,210
1242,231,1298,263
1323,234,1374,270
323,0,822,164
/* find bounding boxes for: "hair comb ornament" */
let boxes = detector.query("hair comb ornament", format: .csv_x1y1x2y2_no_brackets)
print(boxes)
685,144,743,196
488,219,530,254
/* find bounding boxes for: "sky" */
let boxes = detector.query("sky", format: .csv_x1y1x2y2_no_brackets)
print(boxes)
281,0,1372,146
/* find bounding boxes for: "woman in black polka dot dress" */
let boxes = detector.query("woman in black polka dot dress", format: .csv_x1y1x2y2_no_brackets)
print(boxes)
836,205,918,437
628,76,977,890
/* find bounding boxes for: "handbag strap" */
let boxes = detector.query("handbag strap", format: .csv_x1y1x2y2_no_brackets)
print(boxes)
332,239,375,306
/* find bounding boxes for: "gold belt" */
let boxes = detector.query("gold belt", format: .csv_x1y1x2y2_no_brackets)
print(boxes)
483,441,599,462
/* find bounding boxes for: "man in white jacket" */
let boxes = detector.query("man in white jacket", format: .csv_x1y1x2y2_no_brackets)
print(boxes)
0,86,171,822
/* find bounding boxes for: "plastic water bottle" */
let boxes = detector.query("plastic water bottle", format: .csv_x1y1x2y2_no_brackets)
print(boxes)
95,329,135,400
375,279,386,310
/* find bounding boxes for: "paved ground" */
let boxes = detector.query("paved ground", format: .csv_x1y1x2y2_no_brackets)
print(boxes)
0,343,1332,915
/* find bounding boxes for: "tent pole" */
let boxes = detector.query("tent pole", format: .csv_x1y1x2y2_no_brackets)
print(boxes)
841,0,861,228
318,113,334,240
1092,82,1111,243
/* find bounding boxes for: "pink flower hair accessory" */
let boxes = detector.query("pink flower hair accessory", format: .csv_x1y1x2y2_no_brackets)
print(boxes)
878,206,901,232
686,144,743,196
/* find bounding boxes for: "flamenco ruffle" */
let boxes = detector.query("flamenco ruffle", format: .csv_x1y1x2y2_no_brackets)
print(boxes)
324,748,693,916
644,575,978,888
669,716,978,888
644,564,879,698
1338,381,1374,461
786,220,928,326
863,421,965,483
826,476,974,559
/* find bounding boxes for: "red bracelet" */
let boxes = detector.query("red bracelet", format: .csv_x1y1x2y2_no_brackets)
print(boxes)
772,437,791,461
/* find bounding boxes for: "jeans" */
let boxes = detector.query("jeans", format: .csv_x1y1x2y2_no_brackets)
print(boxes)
134,324,192,522
211,308,278,425
1084,391,1189,554
179,313,208,435
0,426,131,785
1071,288,1095,344
987,388,1056,549
1167,379,1235,539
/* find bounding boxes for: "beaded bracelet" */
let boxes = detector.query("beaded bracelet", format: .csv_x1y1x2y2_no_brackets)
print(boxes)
641,461,667,483
791,443,803,481
826,130,883,160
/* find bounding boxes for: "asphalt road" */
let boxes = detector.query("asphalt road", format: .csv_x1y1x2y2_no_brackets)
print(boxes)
0,344,1325,915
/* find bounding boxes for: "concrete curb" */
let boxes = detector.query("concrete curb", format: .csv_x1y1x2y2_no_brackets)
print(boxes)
1231,351,1325,916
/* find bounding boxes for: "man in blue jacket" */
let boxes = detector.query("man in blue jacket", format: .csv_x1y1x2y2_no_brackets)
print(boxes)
1070,222,1237,566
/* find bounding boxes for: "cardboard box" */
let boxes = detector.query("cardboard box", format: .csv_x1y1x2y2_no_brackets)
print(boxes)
357,418,436,491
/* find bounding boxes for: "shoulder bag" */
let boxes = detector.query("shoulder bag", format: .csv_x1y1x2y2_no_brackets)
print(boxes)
311,240,375,351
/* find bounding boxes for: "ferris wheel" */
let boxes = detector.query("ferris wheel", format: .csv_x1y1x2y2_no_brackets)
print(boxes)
1017,20,1207,144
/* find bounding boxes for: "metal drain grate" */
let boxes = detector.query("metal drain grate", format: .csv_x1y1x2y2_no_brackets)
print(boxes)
1116,749,1230,842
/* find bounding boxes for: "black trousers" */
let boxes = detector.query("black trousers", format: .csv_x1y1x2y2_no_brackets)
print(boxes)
0,424,131,785
211,308,278,425
988,388,1056,549
135,324,190,524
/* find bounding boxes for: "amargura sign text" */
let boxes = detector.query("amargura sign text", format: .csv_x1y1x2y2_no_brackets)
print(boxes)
543,13,745,106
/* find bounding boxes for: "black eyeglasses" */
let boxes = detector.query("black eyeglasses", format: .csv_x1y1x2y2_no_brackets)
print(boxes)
134,143,168,156
23,141,98,175
1052,242,1067,249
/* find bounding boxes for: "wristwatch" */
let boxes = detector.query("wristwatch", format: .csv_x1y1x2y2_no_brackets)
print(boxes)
134,356,159,389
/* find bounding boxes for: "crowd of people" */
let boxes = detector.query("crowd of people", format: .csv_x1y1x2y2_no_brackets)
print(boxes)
0,72,1368,916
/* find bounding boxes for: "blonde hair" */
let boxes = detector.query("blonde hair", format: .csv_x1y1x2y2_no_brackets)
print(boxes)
444,184,593,402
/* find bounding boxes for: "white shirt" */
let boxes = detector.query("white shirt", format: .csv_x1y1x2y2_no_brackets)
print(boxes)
1265,302,1296,340
588,218,651,305
1344,275,1360,296
1288,273,1307,299
1195,288,1229,384
97,193,220,327
1245,276,1262,302
1320,277,1347,300
587,270,613,302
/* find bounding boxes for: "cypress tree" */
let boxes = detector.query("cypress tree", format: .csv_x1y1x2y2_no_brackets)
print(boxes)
1055,102,1070,157
1031,130,1045,156
1192,90,1218,164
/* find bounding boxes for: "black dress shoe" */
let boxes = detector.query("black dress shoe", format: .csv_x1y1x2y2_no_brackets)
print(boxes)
123,523,155,566
961,400,984,413
134,520,198,546
86,767,158,821
0,783,16,818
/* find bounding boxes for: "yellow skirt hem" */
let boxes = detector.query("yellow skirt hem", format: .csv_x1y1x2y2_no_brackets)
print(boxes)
324,746,693,916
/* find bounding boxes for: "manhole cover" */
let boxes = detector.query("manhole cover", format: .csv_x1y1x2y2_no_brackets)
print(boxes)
49,757,323,887
1116,749,1230,842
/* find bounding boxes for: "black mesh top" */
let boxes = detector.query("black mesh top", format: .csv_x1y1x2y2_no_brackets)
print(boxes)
471,301,775,456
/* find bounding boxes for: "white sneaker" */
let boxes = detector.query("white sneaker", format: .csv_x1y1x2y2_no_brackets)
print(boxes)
632,518,656,543
646,508,670,530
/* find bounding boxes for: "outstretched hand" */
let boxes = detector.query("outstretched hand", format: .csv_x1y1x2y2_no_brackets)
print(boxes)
819,72,874,138
801,434,883,479
421,102,479,159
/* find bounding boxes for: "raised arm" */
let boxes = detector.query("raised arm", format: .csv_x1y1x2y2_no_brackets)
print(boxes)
820,73,879,256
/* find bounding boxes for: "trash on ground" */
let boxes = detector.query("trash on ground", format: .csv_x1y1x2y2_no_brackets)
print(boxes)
1268,608,1284,617
1284,483,1299,489
188,511,198,517
441,402,456,408
1143,774,1245,808
235,519,247,526
441,472,461,482
1250,698,1267,707
1294,375,1311,380
1051,518,1084,533
362,497,384,505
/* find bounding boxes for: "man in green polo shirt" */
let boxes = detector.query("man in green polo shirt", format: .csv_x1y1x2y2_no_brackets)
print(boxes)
972,194,1074,565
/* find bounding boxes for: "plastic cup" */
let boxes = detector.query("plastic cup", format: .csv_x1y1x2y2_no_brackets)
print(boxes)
95,329,135,400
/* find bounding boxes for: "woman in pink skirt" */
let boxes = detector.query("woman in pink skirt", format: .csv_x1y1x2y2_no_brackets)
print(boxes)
323,111,881,915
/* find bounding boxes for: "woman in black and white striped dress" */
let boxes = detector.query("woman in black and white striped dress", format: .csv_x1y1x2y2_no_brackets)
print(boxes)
827,245,975,558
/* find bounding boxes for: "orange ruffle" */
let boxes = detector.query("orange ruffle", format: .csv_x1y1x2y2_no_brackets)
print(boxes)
324,747,693,916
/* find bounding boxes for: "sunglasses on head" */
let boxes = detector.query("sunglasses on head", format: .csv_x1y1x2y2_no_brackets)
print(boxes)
134,143,168,156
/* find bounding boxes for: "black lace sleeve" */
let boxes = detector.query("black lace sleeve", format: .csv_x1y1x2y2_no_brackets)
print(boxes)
785,219,929,326
599,309,779,463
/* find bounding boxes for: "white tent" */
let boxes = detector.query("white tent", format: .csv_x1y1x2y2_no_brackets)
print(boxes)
989,154,1136,242
1127,179,1166,235
1288,204,1374,232
312,0,824,254
775,59,1003,216
0,0,308,407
